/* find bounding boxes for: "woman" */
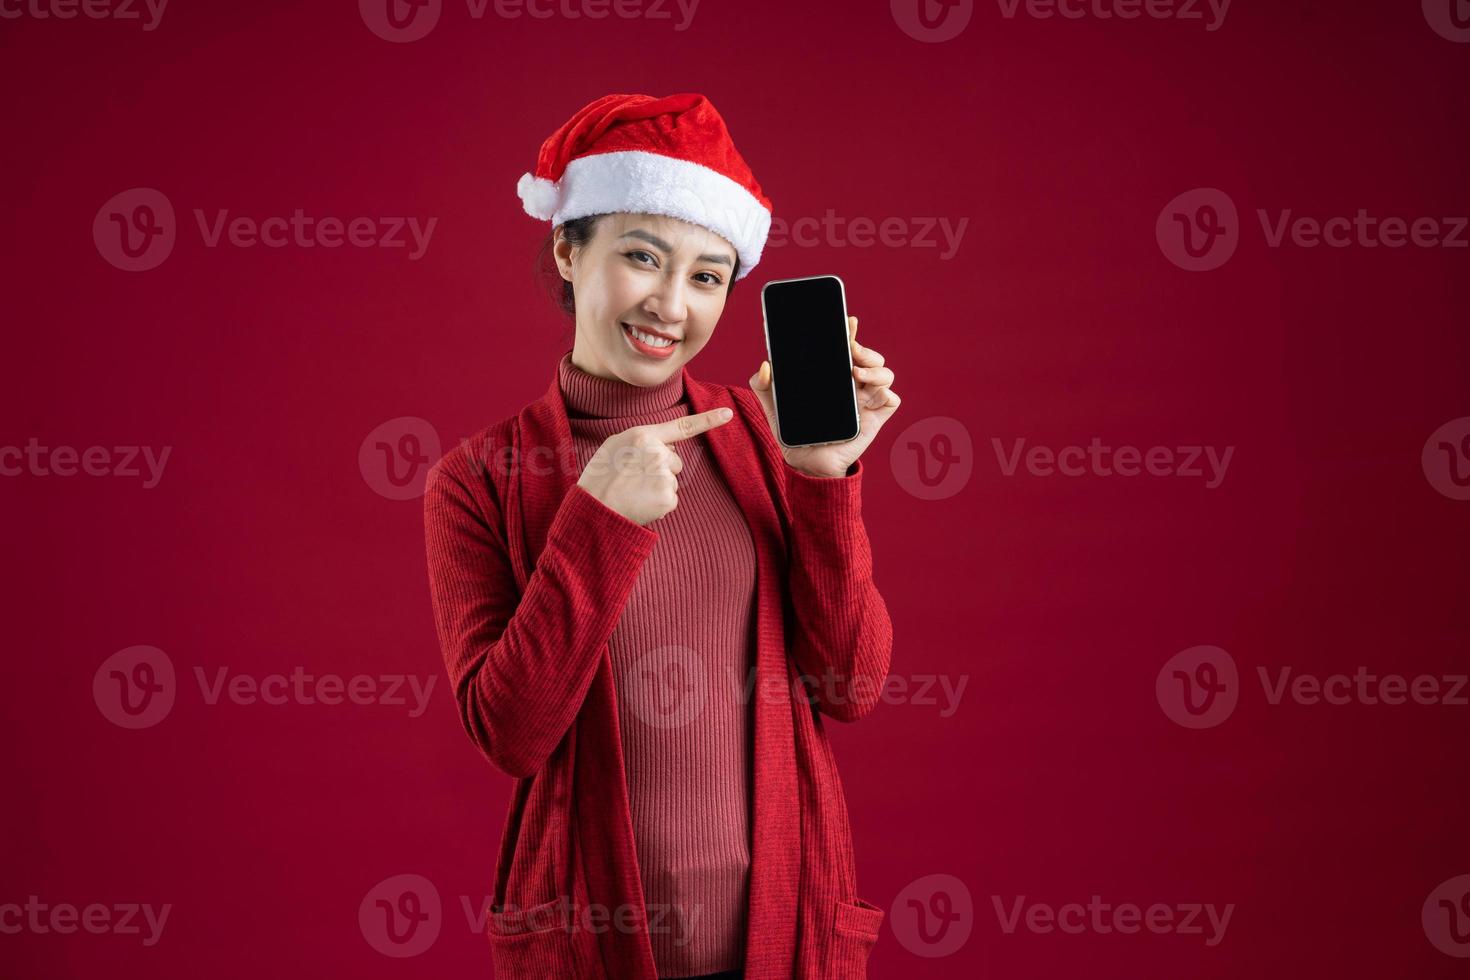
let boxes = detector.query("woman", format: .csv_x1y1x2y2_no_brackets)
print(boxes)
424,92,901,979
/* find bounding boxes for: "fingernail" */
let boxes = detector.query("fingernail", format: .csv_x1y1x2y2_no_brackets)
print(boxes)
718,407,733,420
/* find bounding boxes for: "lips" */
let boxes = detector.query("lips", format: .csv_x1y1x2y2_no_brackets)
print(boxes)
621,321,680,359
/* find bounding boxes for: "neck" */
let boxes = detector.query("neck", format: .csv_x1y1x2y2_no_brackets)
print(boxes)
570,344,619,382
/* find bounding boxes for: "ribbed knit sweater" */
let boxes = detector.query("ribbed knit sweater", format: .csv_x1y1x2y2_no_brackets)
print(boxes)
556,352,756,979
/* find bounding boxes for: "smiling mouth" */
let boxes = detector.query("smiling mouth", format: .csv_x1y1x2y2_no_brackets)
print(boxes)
621,321,680,351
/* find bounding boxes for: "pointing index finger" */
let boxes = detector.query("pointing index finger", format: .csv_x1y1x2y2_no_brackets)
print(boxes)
645,406,734,444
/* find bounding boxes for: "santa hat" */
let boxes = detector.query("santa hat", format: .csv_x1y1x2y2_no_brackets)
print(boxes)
516,93,772,280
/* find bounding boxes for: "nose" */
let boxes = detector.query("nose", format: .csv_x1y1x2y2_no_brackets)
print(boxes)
643,273,688,325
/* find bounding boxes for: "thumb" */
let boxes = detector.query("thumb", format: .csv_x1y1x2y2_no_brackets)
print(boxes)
747,359,777,426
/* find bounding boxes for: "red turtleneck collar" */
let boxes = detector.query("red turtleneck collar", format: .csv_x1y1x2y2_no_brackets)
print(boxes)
556,351,686,420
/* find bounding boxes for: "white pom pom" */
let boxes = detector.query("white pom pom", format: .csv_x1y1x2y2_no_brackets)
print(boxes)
517,172,559,220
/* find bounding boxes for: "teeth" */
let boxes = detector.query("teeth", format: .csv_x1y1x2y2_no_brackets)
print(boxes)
627,324,675,348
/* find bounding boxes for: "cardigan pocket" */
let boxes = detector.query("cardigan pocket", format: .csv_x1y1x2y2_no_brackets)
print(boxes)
829,897,885,978
485,896,581,977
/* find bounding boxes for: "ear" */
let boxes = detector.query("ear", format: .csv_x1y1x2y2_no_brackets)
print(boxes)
552,225,574,282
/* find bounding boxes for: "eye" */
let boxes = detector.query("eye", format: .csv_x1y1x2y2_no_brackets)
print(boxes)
625,249,722,286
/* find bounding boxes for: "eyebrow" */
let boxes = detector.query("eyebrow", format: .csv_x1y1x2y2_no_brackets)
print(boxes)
618,228,733,267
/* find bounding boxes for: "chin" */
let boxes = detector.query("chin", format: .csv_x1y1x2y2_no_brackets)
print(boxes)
618,357,680,385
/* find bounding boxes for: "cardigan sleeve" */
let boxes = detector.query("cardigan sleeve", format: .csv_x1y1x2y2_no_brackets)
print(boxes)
423,446,658,778
777,456,894,723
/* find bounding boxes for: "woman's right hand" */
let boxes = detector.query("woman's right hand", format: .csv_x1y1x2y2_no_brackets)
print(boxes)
576,407,733,526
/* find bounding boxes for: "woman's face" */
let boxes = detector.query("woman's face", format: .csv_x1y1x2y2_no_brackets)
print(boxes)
557,212,737,386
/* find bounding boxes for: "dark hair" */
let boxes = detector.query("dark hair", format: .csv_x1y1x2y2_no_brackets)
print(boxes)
535,213,741,322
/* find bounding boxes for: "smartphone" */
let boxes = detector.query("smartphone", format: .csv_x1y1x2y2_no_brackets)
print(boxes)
759,274,861,449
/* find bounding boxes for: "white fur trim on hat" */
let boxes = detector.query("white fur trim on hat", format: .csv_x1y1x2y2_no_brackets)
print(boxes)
537,150,770,280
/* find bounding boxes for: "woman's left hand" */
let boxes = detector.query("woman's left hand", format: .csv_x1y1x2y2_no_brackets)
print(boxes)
748,315,902,479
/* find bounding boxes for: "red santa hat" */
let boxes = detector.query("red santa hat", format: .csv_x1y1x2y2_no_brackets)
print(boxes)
516,93,773,280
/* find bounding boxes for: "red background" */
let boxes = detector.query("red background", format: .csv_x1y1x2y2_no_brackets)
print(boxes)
2,0,1467,976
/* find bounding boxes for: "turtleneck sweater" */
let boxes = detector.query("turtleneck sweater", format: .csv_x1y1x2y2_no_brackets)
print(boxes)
556,352,756,980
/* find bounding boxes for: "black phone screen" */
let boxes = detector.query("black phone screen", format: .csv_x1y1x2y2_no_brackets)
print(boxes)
761,276,859,448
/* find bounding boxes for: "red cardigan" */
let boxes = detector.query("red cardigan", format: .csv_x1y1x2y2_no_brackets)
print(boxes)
423,359,894,978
